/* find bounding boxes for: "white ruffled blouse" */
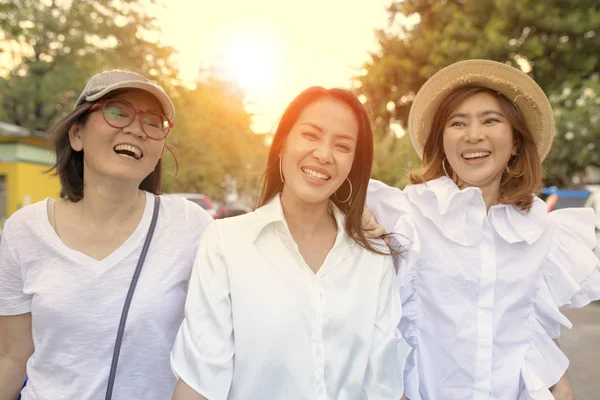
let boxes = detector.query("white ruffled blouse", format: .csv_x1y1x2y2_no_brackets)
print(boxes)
367,177,600,400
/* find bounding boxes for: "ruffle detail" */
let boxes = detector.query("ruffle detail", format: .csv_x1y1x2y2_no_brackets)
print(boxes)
521,207,600,398
404,177,486,246
404,177,547,246
488,197,547,244
543,208,600,309
518,317,569,400
398,254,420,400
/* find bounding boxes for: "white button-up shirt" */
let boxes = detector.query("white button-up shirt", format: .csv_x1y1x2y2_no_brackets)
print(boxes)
367,177,600,400
171,195,404,400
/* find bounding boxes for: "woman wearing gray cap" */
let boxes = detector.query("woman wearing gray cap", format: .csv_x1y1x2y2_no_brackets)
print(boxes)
0,71,213,399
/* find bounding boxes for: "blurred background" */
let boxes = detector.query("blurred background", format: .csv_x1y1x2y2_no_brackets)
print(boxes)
0,0,599,220
0,0,598,397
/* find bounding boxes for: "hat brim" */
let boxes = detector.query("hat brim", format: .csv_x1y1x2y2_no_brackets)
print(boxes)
84,81,175,121
407,59,555,161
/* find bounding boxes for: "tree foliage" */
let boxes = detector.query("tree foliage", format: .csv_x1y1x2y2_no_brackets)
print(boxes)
0,0,266,203
0,0,177,131
165,79,267,204
358,0,600,187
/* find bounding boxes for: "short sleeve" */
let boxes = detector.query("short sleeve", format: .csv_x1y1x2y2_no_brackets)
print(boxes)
519,207,600,399
170,222,234,400
0,228,31,315
362,257,405,399
542,208,600,311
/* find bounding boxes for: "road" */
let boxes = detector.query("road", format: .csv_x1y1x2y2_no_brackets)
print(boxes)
560,301,600,400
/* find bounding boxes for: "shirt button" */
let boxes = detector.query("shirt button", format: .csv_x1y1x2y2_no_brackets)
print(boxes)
318,385,325,394
315,347,321,356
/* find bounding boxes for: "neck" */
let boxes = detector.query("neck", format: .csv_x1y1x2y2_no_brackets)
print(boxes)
279,190,336,239
75,174,146,226
456,177,501,211
480,184,500,210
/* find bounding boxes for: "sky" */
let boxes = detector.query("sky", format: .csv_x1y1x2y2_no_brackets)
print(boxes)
155,0,395,132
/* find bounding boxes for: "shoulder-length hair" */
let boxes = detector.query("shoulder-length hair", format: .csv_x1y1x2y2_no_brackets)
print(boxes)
258,86,386,255
410,86,542,211
48,99,163,202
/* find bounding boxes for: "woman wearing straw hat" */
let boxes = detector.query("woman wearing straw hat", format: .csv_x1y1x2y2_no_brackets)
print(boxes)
0,71,213,400
365,59,599,399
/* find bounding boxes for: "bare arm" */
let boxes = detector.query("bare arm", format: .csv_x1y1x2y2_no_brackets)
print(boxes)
550,339,576,400
172,379,208,400
0,313,33,400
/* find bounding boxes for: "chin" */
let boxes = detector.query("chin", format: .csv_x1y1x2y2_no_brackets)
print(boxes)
288,187,334,205
458,173,503,189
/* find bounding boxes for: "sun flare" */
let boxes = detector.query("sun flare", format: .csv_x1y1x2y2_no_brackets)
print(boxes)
220,28,281,95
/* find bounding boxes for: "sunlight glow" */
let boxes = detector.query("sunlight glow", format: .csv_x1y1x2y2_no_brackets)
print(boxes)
220,28,281,95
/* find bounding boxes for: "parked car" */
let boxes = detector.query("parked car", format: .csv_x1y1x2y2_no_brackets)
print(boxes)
541,187,592,212
213,202,228,219
541,186,600,257
224,204,253,218
171,193,218,219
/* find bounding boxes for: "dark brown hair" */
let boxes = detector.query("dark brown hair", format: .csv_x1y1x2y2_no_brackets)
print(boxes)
410,86,542,211
258,86,387,255
49,96,163,202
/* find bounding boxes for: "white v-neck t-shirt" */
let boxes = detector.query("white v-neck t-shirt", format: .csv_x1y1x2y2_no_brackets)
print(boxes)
0,191,213,400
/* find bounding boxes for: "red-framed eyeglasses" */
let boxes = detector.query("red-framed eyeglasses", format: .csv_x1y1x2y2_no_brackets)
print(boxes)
88,99,173,140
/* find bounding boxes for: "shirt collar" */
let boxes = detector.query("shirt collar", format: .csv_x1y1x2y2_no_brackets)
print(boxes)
249,194,354,248
405,177,546,245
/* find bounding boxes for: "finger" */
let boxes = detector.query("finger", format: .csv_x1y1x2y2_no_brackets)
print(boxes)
364,226,386,239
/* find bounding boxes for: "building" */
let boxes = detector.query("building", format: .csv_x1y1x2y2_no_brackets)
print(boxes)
0,121,59,224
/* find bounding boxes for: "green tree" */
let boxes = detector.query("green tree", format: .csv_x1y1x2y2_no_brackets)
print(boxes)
165,78,268,205
357,0,600,186
0,0,177,131
545,75,600,186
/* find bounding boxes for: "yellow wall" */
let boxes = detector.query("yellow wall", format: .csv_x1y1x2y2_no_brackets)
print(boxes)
0,162,60,220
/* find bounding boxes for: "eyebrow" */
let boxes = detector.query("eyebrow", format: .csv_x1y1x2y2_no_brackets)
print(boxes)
448,110,505,119
299,121,357,142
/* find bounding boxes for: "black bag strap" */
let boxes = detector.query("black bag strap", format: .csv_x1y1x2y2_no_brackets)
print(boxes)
105,195,160,400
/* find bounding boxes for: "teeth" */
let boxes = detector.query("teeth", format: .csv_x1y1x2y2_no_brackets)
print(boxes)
114,144,142,159
463,151,490,159
302,167,330,180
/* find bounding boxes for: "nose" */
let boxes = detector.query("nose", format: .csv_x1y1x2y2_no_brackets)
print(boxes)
123,114,147,139
464,122,484,143
312,140,333,163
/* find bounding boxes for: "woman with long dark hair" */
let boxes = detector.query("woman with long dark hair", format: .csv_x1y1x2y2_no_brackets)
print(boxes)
171,87,404,400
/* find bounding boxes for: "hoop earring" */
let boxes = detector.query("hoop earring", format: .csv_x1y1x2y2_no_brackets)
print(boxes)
442,157,451,178
279,157,285,183
334,178,353,204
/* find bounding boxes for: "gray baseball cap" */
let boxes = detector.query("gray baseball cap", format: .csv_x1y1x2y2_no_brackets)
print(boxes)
75,70,175,120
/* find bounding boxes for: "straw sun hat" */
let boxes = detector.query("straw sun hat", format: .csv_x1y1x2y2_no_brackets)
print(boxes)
407,59,555,161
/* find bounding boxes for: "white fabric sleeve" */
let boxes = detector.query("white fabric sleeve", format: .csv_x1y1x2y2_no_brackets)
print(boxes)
0,228,31,315
362,257,404,399
170,223,234,400
184,197,215,251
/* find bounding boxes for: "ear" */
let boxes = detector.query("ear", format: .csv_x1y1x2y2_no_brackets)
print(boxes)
511,142,519,156
68,124,84,152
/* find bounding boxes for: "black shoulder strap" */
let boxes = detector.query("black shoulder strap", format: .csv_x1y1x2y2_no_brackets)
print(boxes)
105,195,160,400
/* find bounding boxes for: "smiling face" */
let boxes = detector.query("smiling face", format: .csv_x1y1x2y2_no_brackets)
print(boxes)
443,91,518,191
280,98,359,206
68,90,166,187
